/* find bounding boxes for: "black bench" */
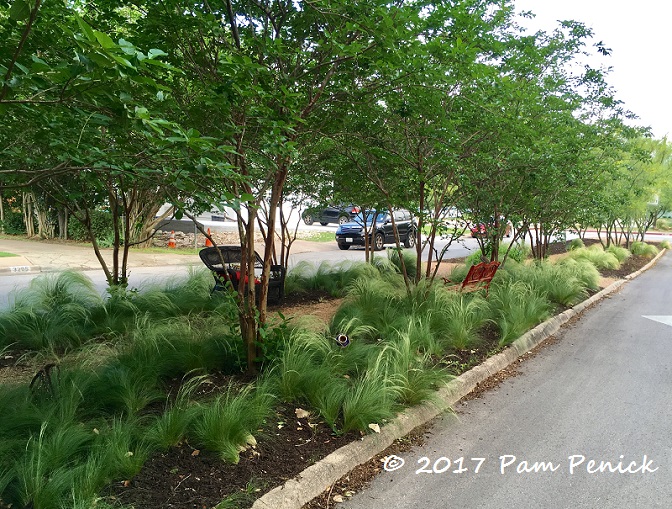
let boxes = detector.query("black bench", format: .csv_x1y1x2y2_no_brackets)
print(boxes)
199,246,286,304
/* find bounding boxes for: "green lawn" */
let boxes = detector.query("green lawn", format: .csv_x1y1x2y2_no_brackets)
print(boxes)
0,251,18,257
295,231,336,242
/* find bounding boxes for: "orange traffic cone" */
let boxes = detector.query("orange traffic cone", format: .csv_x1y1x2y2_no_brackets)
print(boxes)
168,231,176,248
205,228,213,247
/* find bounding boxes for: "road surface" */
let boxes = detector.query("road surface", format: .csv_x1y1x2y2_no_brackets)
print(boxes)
0,233,480,309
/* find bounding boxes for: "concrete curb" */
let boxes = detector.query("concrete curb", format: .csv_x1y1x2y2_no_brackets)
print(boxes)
251,248,667,509
0,265,42,275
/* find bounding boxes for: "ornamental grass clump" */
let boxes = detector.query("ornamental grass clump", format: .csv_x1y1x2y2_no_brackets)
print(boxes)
488,280,552,346
605,245,631,264
630,241,659,258
386,247,418,277
510,261,587,307
284,260,384,297
12,424,87,509
340,349,403,434
661,240,671,249
190,381,274,464
431,291,489,350
386,327,451,405
567,246,620,270
568,238,585,250
143,375,204,450
556,258,601,292
330,275,406,341
0,271,103,352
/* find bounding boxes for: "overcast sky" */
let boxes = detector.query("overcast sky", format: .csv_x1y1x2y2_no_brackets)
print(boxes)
513,0,671,139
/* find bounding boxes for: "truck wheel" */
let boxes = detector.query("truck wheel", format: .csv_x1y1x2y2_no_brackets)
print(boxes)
338,243,351,250
303,214,314,225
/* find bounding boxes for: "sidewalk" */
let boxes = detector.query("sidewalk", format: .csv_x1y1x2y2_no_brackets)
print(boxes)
0,236,330,275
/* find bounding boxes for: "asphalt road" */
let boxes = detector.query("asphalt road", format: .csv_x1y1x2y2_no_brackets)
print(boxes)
340,253,672,509
0,234,479,309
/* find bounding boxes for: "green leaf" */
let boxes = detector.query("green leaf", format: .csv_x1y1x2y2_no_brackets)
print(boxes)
111,55,134,69
148,48,168,59
9,0,30,21
134,106,150,119
93,30,116,49
76,16,96,42
87,51,113,68
30,55,50,72
14,62,29,74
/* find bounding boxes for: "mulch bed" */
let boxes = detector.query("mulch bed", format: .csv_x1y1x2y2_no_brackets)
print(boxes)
5,244,663,509
107,404,360,509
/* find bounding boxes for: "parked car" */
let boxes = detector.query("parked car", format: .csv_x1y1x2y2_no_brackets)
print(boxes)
302,205,360,226
470,218,512,238
335,210,417,250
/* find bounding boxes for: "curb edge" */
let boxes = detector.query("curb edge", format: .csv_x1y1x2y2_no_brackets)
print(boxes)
251,248,667,509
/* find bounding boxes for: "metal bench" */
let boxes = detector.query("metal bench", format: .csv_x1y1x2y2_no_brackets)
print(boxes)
198,246,286,304
442,260,500,296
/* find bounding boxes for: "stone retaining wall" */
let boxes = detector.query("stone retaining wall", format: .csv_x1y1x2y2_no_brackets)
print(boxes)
152,230,264,249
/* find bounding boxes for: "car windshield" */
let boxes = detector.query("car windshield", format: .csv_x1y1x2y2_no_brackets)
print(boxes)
353,211,387,224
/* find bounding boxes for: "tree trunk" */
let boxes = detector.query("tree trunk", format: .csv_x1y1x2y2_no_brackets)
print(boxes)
22,192,35,237
241,206,259,374
0,191,4,234
57,207,68,239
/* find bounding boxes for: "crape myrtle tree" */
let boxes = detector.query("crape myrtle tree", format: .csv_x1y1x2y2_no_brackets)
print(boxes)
456,19,630,261
318,0,518,283
105,0,451,371
626,137,672,241
1,1,238,286
588,135,672,247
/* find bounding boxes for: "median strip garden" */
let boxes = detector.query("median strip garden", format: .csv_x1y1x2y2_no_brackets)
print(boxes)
0,241,665,509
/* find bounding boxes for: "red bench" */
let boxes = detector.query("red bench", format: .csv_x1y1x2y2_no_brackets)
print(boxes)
442,261,500,296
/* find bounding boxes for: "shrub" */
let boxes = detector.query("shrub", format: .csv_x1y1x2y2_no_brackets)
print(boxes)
466,242,531,266
502,242,532,263
0,209,25,235
661,240,671,249
630,241,659,258
387,248,418,276
67,210,114,242
656,218,672,230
